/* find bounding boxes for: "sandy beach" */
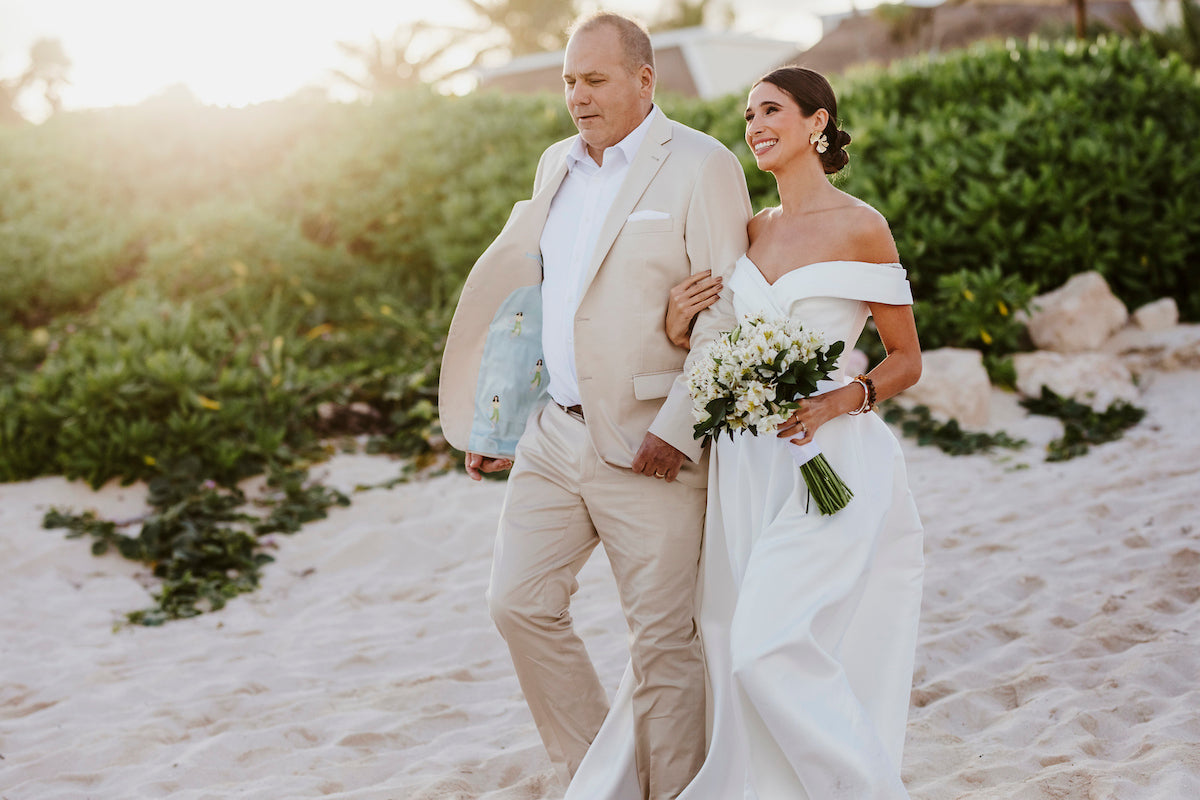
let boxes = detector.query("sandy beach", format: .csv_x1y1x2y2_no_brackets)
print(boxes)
2,368,1198,800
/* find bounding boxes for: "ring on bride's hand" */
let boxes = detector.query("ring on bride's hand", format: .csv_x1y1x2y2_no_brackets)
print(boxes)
799,422,808,437
654,471,666,478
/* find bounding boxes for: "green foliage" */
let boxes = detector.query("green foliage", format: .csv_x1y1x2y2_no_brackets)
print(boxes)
833,37,1200,322
0,90,576,488
883,403,1027,455
1020,386,1146,460
43,459,349,625
916,264,1038,385
885,388,1145,462
1,291,327,487
919,265,1037,355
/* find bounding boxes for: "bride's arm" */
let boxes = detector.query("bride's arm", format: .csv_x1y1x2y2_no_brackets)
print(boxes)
776,208,923,445
777,304,921,445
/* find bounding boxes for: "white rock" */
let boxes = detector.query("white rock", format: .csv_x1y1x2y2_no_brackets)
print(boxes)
1131,298,1179,332
1104,323,1200,374
896,347,991,428
1013,351,1139,410
1025,272,1128,353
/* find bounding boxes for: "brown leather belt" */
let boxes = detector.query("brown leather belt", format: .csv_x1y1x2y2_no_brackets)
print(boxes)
555,401,585,421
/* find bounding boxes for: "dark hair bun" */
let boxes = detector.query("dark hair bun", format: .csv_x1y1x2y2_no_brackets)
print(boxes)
820,127,852,174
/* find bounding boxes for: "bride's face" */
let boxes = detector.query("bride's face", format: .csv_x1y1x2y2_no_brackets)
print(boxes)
744,81,826,173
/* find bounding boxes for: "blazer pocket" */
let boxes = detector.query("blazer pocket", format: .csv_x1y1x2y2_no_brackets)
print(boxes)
632,369,683,400
622,217,674,235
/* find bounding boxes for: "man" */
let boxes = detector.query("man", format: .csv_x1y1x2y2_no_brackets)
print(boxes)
438,12,751,799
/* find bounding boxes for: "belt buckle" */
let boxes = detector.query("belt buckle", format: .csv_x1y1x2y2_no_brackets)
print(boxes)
557,401,585,422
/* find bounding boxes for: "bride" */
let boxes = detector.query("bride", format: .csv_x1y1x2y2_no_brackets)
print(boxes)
565,67,925,799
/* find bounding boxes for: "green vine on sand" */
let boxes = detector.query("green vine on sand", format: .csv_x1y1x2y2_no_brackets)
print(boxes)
43,458,349,626
884,388,1146,462
1019,387,1146,462
882,404,1027,456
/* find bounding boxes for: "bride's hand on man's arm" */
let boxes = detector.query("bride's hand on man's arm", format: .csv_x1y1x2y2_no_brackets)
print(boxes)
665,270,723,348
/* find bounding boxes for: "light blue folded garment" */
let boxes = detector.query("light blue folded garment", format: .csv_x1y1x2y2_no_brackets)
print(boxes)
468,283,549,457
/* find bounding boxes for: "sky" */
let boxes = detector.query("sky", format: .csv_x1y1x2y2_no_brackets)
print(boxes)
0,0,850,119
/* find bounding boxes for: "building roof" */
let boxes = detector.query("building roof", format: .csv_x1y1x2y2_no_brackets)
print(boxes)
792,1,1142,76
477,26,802,98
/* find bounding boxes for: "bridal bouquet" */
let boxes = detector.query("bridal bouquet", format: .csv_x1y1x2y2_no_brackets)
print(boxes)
689,313,854,515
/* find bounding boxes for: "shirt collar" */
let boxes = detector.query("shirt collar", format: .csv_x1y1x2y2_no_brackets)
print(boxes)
566,104,659,171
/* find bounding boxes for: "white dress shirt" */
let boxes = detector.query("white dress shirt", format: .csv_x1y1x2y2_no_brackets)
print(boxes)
540,106,659,408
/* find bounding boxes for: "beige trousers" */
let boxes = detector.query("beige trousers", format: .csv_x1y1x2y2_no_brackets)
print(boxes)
487,402,707,799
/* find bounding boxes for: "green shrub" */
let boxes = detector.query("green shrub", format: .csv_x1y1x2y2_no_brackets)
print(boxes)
1,37,1197,492
834,36,1200,320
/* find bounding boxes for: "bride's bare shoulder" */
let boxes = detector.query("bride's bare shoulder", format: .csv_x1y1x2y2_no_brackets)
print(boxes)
747,207,777,239
840,201,899,264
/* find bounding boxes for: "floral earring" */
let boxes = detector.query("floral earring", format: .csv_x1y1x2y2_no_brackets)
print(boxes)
809,129,829,154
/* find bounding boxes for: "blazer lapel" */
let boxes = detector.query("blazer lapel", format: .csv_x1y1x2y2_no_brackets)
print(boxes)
512,159,569,278
578,112,674,296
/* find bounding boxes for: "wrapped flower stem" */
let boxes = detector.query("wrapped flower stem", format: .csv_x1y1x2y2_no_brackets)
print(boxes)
799,454,854,516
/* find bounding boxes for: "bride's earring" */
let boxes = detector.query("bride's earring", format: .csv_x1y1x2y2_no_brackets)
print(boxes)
809,129,829,154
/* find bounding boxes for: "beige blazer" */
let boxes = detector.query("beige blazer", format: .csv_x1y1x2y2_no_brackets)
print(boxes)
438,109,752,488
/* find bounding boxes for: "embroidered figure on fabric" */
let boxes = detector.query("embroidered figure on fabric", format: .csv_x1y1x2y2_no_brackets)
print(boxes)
490,395,501,428
531,358,544,390
511,312,524,337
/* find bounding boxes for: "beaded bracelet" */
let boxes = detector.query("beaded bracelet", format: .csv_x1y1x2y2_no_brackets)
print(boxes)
848,374,877,415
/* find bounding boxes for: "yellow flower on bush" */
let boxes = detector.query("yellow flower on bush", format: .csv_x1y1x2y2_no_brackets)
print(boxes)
143,455,157,466
997,300,1009,316
197,395,222,411
980,329,993,345
305,323,334,341
962,288,975,302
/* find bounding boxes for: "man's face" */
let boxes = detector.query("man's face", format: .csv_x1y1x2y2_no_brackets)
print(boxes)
562,24,653,164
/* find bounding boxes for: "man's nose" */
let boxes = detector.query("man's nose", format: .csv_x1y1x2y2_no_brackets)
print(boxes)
569,84,591,106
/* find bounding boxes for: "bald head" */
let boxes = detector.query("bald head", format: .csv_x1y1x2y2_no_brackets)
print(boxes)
568,12,655,82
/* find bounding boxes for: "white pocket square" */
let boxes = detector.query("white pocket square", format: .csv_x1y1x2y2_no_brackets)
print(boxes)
626,210,671,222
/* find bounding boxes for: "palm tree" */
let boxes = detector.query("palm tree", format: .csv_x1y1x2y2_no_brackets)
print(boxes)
26,38,71,113
1072,0,1088,38
0,38,70,123
458,0,579,56
0,75,28,124
333,22,465,95
651,0,735,32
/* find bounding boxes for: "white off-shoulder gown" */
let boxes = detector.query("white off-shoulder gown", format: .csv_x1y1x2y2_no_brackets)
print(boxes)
564,257,925,800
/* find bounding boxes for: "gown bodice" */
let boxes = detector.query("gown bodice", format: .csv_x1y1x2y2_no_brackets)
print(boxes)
727,255,913,382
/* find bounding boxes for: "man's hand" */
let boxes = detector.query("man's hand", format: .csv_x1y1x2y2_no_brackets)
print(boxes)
631,433,687,482
465,452,513,481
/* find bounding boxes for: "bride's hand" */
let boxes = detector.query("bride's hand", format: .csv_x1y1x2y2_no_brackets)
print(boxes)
776,384,867,446
665,270,723,348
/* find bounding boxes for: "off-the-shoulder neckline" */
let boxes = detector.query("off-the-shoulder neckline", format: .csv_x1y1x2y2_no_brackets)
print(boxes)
738,254,903,288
